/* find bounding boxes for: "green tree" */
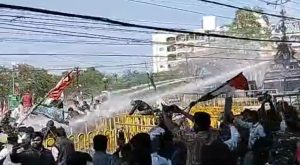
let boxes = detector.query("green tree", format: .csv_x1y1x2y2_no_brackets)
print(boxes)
15,64,59,99
0,66,12,97
228,7,271,39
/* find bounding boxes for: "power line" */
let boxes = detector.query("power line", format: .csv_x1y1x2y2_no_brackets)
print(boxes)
0,3,299,43
0,53,275,61
0,13,201,28
127,0,234,20
197,0,300,21
0,17,155,34
0,36,275,52
0,23,149,43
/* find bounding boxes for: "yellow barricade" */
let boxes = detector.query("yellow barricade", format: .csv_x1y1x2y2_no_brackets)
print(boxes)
45,98,260,152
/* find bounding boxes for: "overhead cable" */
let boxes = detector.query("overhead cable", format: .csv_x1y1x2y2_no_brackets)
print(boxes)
197,0,300,21
0,3,299,43
127,0,234,20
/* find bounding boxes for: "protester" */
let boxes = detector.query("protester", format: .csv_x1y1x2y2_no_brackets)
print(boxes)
129,100,154,115
221,114,240,152
0,134,18,165
66,151,93,165
93,100,101,110
277,101,299,131
93,135,116,165
21,91,33,114
162,103,234,165
234,110,267,165
55,127,75,165
67,107,80,119
81,101,90,112
129,133,152,165
267,103,300,165
10,132,55,165
17,127,34,150
118,143,133,165
41,120,57,139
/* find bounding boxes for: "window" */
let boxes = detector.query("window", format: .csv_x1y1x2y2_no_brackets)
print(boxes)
160,65,164,68
168,64,171,68
188,34,195,40
166,37,176,43
177,52,186,58
176,34,186,41
167,45,176,52
167,54,176,61
159,47,164,51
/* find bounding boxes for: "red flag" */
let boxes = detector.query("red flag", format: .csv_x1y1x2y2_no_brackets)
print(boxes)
197,72,249,102
48,70,78,100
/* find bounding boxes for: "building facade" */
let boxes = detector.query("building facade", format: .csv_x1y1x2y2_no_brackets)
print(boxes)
152,16,218,73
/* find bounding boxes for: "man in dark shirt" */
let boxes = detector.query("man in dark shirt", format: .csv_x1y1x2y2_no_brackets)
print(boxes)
10,132,55,165
41,120,57,139
81,101,90,112
67,151,92,165
55,127,75,165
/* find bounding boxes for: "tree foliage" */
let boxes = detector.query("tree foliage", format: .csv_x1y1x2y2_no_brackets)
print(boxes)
228,7,271,39
0,64,184,100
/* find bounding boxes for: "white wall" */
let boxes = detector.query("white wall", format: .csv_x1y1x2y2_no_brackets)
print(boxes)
203,16,216,31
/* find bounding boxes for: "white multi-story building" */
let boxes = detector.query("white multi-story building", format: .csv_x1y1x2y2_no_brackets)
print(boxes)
152,16,218,73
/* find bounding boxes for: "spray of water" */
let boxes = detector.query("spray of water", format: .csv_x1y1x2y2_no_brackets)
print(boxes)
21,61,270,132
67,61,270,131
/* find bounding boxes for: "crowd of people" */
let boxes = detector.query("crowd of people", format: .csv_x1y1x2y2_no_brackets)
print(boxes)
0,93,299,165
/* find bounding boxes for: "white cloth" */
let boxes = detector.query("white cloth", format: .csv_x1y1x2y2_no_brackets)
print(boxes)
51,147,59,161
224,125,240,151
149,127,165,140
151,153,171,165
0,144,20,165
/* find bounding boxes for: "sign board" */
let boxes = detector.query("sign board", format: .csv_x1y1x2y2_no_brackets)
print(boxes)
8,95,20,110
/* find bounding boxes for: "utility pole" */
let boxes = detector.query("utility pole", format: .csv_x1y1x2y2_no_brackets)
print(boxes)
11,62,16,95
261,0,291,92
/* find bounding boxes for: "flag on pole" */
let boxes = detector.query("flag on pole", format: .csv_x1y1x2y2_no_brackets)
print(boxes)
48,70,78,101
43,69,78,106
197,72,249,102
32,69,78,124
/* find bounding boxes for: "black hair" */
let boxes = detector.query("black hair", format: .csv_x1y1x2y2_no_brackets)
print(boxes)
129,133,151,150
194,112,211,131
56,127,67,137
129,133,151,165
250,111,259,122
93,135,108,151
32,132,44,140
46,120,54,127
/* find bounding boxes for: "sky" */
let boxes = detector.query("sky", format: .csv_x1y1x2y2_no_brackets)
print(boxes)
0,0,299,74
